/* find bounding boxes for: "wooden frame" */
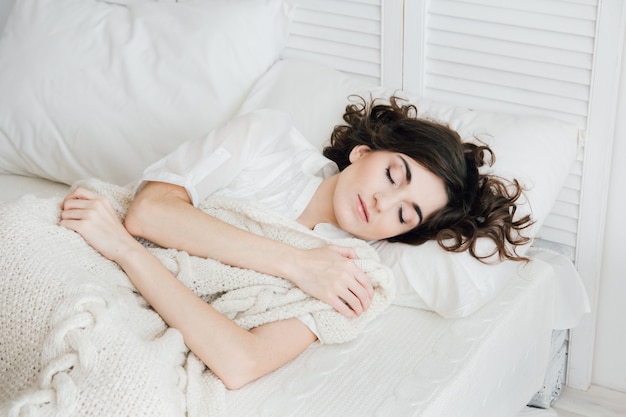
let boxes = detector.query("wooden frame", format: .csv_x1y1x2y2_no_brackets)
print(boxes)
567,0,625,391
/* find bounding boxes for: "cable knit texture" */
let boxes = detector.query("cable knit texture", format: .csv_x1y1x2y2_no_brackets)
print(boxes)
0,178,394,417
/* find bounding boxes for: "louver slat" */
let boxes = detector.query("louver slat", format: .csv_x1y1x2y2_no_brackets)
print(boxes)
420,0,597,261
284,1,384,85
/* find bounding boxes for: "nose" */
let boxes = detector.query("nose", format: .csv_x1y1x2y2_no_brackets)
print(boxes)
373,190,399,213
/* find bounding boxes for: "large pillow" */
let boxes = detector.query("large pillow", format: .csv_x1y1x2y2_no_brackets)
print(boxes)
239,59,581,317
0,0,292,185
0,0,16,32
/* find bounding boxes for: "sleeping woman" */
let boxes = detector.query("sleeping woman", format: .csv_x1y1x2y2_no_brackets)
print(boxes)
59,96,531,390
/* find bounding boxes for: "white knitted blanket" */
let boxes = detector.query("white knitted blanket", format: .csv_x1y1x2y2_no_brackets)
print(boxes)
0,179,394,417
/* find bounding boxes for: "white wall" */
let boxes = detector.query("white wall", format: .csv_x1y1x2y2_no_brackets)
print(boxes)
592,30,626,393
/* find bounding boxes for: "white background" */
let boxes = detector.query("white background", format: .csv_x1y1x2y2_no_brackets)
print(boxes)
593,31,626,393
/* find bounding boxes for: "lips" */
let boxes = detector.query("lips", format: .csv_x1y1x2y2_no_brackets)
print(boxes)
358,195,369,222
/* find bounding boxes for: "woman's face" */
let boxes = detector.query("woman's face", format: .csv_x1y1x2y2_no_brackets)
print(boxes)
332,145,448,241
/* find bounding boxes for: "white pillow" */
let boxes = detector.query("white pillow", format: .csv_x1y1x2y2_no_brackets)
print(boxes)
238,59,374,149
0,0,292,185
239,59,581,317
0,0,16,32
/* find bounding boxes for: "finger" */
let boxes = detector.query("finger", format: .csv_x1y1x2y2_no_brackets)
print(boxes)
60,205,97,222
60,193,100,219
59,219,88,237
61,187,97,208
62,187,84,205
329,297,357,318
340,262,373,310
328,245,358,260
61,197,93,212
347,283,371,312
59,218,85,235
60,208,79,221
70,187,98,199
340,288,366,316
353,271,375,300
66,192,115,218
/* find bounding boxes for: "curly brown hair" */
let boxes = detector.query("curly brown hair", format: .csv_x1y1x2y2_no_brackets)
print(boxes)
323,95,533,262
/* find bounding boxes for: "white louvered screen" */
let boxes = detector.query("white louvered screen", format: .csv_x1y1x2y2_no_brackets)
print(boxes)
284,0,403,87
410,0,599,260
283,0,622,392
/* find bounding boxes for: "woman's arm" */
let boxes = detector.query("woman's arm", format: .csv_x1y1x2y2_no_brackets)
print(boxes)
125,181,374,317
60,187,317,390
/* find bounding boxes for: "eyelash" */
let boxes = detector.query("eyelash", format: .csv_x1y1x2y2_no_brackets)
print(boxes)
385,167,395,185
386,168,405,224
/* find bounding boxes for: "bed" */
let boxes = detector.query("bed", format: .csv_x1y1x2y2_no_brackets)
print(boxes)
0,1,591,416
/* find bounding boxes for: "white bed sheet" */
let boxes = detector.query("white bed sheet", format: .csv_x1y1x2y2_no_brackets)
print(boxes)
0,173,555,416
224,260,555,417
0,173,69,201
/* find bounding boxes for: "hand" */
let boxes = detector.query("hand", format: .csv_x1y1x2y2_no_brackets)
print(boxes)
291,245,374,318
59,187,139,262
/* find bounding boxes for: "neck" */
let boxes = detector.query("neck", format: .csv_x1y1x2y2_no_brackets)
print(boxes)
297,174,339,230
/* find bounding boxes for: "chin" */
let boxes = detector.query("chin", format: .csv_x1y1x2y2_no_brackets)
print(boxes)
350,230,375,241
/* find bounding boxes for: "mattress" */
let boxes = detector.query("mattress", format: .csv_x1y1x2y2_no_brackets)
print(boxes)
0,174,69,201
224,261,556,417
0,173,556,416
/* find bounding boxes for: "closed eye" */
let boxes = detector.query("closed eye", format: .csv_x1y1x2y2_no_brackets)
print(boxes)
386,167,394,184
388,167,407,224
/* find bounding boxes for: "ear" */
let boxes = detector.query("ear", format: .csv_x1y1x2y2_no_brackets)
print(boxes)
348,145,372,163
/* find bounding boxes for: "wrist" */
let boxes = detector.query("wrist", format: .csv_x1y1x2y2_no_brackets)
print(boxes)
275,245,304,285
112,237,146,267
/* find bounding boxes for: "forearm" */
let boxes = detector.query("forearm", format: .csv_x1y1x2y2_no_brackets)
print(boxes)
60,186,316,389
125,182,301,282
125,182,374,317
117,241,314,389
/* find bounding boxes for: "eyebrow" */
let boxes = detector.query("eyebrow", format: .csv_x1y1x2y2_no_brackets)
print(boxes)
413,203,423,225
399,156,412,183
399,156,423,224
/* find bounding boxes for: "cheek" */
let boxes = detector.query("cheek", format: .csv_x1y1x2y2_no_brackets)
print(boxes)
372,216,404,240
331,186,355,226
